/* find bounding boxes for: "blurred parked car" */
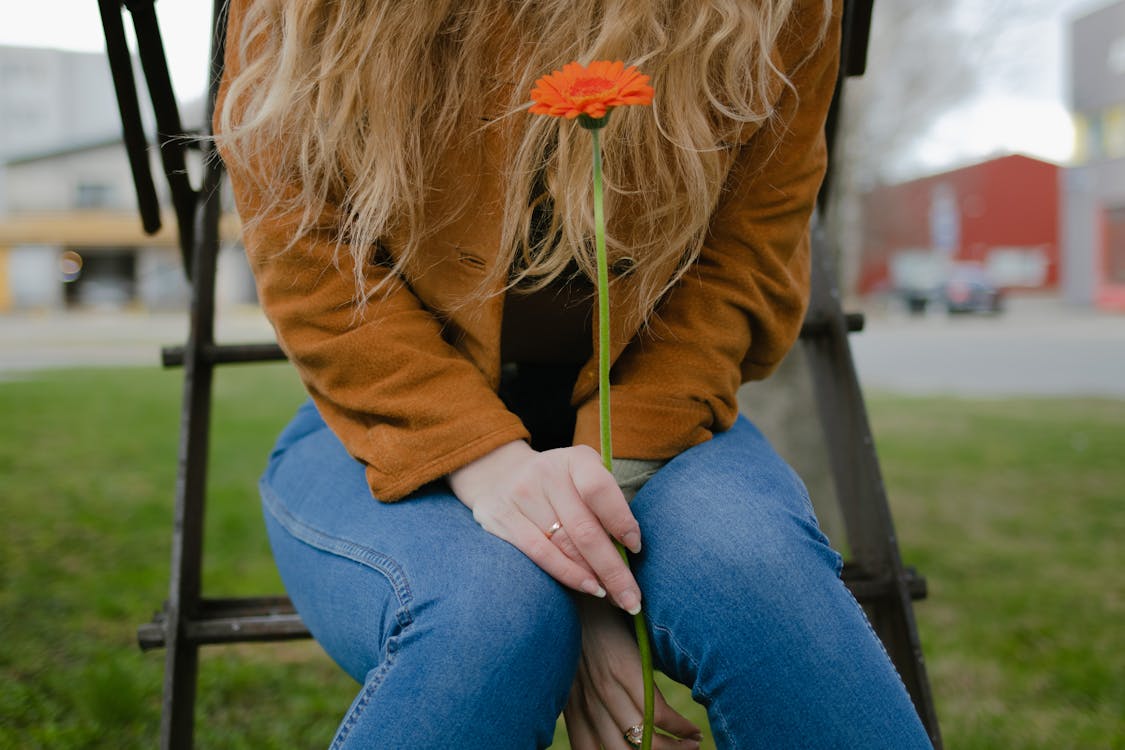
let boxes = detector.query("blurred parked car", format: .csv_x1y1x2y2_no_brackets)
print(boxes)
942,263,1003,314
897,261,1004,315
901,288,932,315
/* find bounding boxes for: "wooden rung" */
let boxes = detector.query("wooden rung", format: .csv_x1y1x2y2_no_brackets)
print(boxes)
156,309,864,369
161,342,285,368
137,562,925,652
800,311,865,338
842,564,927,602
137,596,310,651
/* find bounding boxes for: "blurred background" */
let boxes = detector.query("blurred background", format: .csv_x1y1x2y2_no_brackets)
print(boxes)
1,0,1123,380
1,0,1122,748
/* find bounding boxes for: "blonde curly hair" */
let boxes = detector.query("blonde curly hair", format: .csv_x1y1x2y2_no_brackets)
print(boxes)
216,0,831,320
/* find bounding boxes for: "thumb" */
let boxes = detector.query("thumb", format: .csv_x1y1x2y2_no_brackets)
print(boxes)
652,685,703,740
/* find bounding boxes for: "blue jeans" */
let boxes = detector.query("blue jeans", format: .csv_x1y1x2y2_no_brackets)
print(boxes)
260,399,933,749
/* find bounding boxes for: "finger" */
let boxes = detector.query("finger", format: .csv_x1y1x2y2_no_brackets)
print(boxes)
564,684,600,750
654,731,700,749
514,469,599,573
548,497,641,614
550,527,599,579
616,721,699,750
494,510,606,598
585,657,654,749
526,511,593,576
594,676,699,749
652,685,703,740
652,731,700,749
545,468,642,614
583,682,637,750
566,446,643,552
632,686,702,742
546,534,614,606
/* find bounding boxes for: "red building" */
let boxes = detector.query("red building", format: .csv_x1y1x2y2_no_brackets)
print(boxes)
859,154,1061,297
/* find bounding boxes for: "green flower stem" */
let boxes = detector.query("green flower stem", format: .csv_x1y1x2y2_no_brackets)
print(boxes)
590,124,655,750
590,126,613,476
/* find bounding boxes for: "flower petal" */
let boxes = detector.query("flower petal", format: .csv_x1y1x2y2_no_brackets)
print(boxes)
528,60,654,120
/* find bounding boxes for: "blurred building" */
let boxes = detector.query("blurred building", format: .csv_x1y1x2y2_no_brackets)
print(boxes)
858,0,1125,314
1063,0,1125,311
858,155,1061,299
2,138,194,312
0,46,123,181
0,45,251,313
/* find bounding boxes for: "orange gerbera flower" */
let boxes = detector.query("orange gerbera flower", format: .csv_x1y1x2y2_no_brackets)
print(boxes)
529,60,654,121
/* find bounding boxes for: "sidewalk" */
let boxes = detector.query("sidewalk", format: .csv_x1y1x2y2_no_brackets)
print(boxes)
0,306,275,376
2,298,1123,397
851,295,1125,397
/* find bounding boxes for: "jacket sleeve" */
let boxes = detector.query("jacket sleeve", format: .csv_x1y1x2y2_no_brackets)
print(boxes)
215,1,528,502
572,0,842,458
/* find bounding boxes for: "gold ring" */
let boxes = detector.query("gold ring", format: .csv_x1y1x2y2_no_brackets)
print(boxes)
544,520,563,538
623,723,644,748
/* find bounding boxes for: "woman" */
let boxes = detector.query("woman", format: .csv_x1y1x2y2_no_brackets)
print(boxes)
215,0,933,747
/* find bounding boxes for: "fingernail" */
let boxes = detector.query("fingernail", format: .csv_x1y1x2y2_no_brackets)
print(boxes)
582,580,607,598
622,530,642,553
620,590,642,615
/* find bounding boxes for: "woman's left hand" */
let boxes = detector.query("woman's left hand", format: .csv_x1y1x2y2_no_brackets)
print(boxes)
564,598,703,750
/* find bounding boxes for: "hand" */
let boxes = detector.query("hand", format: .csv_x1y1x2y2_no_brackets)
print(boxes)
448,440,643,614
565,598,702,750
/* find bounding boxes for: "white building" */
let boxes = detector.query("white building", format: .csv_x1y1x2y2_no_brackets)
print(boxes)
0,45,252,313
0,45,124,212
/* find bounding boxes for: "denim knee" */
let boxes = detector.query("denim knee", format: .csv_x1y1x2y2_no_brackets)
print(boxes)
637,470,842,623
408,545,582,687
376,546,582,744
627,418,848,675
635,425,842,591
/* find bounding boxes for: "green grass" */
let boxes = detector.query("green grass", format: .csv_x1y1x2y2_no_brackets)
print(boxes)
868,396,1125,750
1,367,1122,748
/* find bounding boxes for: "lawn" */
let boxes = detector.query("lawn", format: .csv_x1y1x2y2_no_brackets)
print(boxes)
1,366,1122,748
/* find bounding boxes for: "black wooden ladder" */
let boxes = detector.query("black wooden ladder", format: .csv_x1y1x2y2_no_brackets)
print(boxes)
100,1,941,747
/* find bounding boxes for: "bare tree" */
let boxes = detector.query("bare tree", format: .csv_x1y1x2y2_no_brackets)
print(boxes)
828,0,1082,298
827,0,983,298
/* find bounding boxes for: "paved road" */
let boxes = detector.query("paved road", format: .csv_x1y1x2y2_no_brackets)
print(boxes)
2,298,1123,398
0,306,274,377
849,298,1125,398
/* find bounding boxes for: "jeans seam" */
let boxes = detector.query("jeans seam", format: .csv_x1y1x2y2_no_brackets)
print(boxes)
260,478,415,628
328,636,400,750
651,622,738,750
784,463,820,528
838,579,916,704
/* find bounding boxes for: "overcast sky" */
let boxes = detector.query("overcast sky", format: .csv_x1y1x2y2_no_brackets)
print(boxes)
0,0,1118,173
1,0,215,97
908,0,1115,172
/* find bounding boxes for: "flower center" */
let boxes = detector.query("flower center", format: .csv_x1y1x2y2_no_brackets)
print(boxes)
569,77,615,98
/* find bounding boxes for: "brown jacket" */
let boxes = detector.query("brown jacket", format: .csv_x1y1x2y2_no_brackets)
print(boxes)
217,0,842,501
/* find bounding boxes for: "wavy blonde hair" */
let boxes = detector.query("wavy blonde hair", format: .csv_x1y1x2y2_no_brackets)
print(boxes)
217,0,830,320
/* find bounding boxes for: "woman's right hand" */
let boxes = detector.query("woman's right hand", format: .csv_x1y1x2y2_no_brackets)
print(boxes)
448,440,643,614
